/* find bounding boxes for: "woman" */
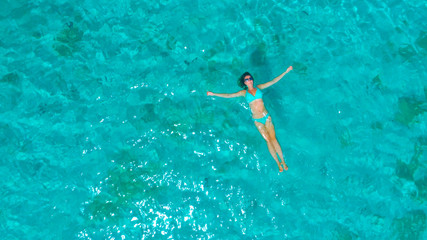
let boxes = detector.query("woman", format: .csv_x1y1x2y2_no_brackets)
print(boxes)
207,66,293,172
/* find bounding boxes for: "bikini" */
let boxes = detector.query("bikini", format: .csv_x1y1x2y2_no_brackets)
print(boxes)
245,88,270,125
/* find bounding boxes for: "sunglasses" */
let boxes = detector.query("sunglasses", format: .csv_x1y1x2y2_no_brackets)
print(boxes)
244,77,253,82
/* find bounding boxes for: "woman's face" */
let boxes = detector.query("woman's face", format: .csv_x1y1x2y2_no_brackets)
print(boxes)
244,75,253,87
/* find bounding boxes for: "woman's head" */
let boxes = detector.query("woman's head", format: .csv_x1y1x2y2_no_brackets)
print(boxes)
238,72,254,89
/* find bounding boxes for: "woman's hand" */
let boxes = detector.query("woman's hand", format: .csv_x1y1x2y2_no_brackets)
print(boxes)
207,91,214,96
286,66,293,72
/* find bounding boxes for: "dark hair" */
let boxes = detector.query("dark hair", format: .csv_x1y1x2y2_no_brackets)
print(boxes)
238,72,253,89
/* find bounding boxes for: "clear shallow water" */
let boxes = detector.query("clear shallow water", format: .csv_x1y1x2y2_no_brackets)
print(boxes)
1,0,426,239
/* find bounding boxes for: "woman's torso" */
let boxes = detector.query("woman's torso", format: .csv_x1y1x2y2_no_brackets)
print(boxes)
245,88,268,118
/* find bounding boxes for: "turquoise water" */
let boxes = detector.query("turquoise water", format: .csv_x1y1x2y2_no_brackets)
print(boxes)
1,0,426,239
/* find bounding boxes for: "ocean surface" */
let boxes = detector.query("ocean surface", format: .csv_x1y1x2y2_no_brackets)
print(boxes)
1,0,426,239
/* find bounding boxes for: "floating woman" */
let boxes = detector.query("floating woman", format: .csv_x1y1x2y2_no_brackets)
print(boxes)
207,66,293,172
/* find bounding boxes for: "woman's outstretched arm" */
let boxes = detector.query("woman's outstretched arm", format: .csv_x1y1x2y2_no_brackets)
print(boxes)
257,66,293,90
207,90,245,98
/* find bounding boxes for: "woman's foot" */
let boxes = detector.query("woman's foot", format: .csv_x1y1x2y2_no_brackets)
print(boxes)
278,165,283,172
281,162,288,171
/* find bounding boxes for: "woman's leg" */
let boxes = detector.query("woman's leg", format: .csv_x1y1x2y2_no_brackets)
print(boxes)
265,117,288,170
254,121,283,172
